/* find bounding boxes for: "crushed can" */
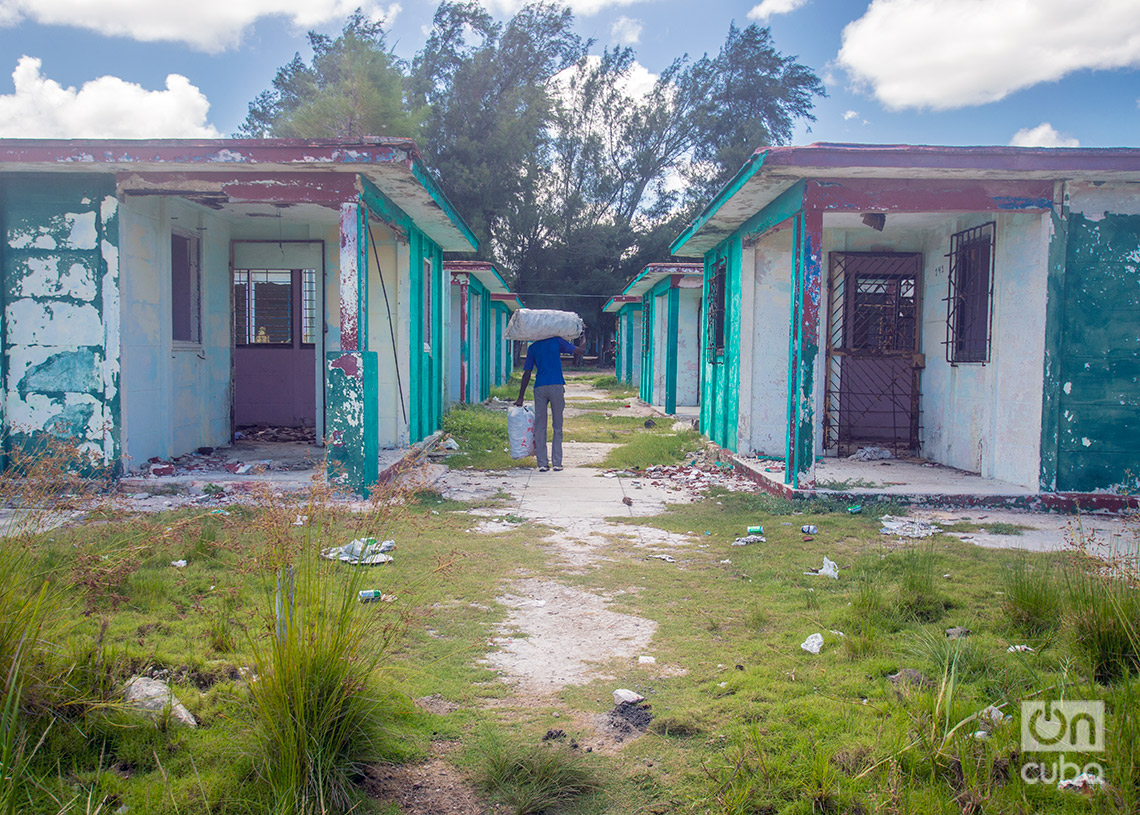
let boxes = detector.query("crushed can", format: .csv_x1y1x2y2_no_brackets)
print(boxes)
747,525,764,535
801,525,818,535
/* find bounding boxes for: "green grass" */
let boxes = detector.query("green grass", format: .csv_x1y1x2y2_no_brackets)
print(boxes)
441,405,519,470
595,429,702,470
472,728,600,814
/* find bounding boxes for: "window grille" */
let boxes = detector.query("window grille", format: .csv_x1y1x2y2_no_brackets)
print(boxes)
301,269,317,345
641,294,651,356
706,260,726,360
945,222,995,364
234,269,292,345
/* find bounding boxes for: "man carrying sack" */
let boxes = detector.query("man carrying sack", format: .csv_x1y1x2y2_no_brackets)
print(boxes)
508,309,585,472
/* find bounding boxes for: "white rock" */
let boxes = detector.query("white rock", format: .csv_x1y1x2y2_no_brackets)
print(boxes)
122,677,197,727
613,688,645,705
638,656,656,665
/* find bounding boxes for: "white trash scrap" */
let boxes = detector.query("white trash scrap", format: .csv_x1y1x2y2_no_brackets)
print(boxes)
732,534,766,546
322,537,395,566
505,308,584,341
879,515,941,538
801,633,824,654
805,556,839,579
849,446,893,461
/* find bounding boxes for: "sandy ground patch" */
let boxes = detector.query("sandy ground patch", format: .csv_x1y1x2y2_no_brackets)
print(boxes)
483,578,656,696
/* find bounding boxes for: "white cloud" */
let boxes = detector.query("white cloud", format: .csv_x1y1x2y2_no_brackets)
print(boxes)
842,109,858,121
611,16,642,44
481,0,643,16
747,0,809,22
1010,122,1079,148
0,57,221,138
0,1,402,52
550,55,658,102
838,0,1140,110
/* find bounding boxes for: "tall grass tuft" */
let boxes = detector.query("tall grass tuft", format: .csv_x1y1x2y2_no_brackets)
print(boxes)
1001,558,1063,637
247,550,401,815
1065,569,1140,684
476,729,599,815
897,542,948,623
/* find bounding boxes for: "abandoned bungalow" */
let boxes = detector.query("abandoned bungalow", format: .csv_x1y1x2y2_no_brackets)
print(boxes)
603,294,642,387
0,138,478,494
607,263,703,415
444,260,520,405
670,143,1140,502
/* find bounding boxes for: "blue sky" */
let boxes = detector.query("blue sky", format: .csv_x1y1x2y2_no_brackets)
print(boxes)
0,0,1136,149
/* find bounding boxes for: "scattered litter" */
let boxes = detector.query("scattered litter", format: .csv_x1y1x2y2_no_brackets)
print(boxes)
849,446,892,461
1007,644,1035,653
170,560,187,568
649,554,676,563
805,556,839,579
322,538,395,566
972,730,990,741
225,463,254,475
441,437,460,450
209,509,230,516
292,515,308,526
1059,773,1106,793
746,525,764,534
638,656,656,665
613,688,645,705
720,559,731,564
644,419,657,429
732,534,766,546
622,496,634,506
801,524,818,535
980,705,1010,726
847,505,862,514
604,472,617,478
879,515,941,538
801,633,824,654
945,626,972,639
830,630,846,638
358,590,397,603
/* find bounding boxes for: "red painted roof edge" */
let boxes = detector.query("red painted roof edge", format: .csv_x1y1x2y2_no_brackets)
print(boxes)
757,142,1140,172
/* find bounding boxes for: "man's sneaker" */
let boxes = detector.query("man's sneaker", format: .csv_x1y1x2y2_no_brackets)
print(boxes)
538,466,549,472
553,466,563,471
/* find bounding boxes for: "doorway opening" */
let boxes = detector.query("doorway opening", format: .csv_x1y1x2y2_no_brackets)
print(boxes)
823,252,923,456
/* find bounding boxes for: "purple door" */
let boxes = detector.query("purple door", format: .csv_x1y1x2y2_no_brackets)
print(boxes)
233,268,317,427
823,253,923,456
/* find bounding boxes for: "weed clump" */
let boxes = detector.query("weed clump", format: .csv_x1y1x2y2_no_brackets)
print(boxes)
475,729,599,815
1001,559,1063,637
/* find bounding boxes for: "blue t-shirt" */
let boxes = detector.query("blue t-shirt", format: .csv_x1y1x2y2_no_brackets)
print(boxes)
523,337,576,387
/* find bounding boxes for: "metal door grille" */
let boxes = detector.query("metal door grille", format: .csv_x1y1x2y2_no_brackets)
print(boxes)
823,253,923,456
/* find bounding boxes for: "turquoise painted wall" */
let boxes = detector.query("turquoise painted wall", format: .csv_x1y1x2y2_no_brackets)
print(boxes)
1050,213,1140,492
0,173,120,470
698,237,742,450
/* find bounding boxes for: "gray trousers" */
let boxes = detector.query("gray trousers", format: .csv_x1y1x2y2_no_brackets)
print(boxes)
532,384,565,468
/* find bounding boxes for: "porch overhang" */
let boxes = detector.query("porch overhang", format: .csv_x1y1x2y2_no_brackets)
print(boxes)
443,260,511,295
490,292,523,311
0,138,478,252
671,142,1140,256
619,261,704,299
603,295,642,314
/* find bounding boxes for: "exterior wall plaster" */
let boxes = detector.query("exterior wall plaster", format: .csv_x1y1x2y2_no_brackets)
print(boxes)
675,288,701,407
1,174,119,466
746,231,792,455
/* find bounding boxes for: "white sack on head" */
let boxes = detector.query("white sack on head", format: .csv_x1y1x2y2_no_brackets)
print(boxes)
505,308,584,341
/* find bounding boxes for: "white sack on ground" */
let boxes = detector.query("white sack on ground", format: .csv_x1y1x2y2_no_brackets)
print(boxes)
508,405,536,459
505,308,584,341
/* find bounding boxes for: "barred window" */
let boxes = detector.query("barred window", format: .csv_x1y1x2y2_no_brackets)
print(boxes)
706,260,726,360
945,222,995,364
234,270,292,346
641,294,651,357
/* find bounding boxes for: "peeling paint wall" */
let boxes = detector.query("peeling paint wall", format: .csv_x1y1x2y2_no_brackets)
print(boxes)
745,231,792,455
675,288,701,406
651,290,668,407
1,173,119,466
363,222,402,447
447,285,461,405
1053,184,1140,492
